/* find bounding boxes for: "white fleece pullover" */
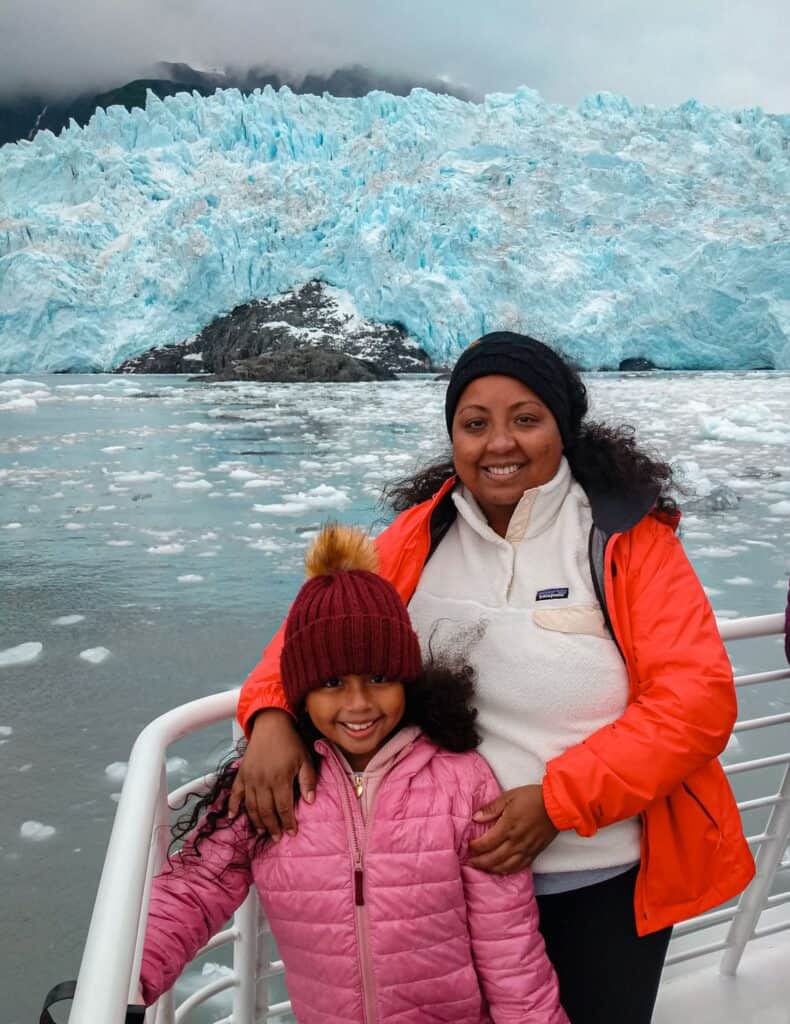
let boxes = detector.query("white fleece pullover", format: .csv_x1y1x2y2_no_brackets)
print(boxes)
408,457,641,875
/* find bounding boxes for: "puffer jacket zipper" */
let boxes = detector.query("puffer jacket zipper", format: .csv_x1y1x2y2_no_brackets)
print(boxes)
327,753,379,1023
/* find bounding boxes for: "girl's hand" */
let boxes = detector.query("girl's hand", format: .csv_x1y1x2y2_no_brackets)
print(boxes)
467,784,558,874
228,709,316,838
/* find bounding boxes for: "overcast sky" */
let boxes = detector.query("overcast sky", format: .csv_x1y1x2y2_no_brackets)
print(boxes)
0,0,787,111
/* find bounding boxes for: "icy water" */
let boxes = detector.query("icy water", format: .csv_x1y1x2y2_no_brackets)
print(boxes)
1,371,789,1024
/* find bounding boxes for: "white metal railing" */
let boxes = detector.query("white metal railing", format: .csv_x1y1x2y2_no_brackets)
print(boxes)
68,611,789,1023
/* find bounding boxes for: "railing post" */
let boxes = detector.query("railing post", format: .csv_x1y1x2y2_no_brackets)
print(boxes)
720,763,790,975
232,890,262,1023
228,718,270,1023
141,767,174,1023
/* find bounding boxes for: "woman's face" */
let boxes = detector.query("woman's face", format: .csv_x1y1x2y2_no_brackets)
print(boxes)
305,674,406,771
451,375,564,535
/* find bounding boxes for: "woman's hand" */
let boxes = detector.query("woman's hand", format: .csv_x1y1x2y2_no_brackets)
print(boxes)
467,784,558,874
228,709,316,838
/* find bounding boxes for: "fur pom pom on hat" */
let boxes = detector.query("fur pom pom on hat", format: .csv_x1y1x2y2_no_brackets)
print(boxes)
280,524,423,710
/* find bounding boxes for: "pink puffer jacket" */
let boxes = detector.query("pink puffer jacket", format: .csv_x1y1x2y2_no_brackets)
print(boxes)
141,732,567,1023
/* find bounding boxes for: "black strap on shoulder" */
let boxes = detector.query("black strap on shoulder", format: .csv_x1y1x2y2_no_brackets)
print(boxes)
40,980,145,1023
587,523,624,660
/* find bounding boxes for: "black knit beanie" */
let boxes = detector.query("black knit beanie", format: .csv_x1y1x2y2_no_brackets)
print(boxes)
444,332,575,446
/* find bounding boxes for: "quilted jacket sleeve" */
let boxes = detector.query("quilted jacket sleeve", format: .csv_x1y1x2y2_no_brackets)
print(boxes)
543,518,737,834
139,814,255,1005
460,757,568,1024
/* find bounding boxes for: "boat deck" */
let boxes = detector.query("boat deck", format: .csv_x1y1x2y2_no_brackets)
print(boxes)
656,925,790,1024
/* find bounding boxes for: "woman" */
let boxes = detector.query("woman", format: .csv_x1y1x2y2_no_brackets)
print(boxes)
230,332,754,1023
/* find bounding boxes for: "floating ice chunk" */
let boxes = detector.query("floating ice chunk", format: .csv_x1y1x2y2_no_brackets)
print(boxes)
3,522,22,529
699,416,790,446
0,726,12,737
0,378,42,389
79,646,111,664
174,478,212,490
201,962,233,979
147,543,185,554
252,500,310,515
177,574,204,583
228,468,259,481
724,577,754,586
112,471,163,484
768,500,790,515
0,396,38,411
52,614,85,625
104,761,128,783
20,821,56,842
101,446,126,453
694,546,738,558
687,485,740,513
284,484,349,510
0,642,43,667
166,756,189,774
247,538,281,553
64,522,86,531
107,539,134,547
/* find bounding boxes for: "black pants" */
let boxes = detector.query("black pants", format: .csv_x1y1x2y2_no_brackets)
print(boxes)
536,866,672,1024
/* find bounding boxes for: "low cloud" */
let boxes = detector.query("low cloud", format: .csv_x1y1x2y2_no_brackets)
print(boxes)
0,0,787,111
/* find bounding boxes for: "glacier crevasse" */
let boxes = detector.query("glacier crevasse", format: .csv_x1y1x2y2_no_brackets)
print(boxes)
0,85,788,371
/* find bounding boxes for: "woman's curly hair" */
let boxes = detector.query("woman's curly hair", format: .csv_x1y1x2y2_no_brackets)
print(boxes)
385,352,677,515
167,659,479,868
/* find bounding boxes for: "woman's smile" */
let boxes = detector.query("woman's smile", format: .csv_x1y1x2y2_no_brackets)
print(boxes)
451,375,563,536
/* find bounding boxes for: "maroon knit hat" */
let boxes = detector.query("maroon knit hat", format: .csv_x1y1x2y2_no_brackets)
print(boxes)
280,524,423,710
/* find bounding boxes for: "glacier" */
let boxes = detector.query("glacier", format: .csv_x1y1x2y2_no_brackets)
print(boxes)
0,85,788,372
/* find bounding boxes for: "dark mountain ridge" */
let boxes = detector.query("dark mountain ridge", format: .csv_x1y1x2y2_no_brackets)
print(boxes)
0,62,473,147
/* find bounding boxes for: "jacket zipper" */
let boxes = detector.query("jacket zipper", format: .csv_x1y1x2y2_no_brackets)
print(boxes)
330,755,378,1023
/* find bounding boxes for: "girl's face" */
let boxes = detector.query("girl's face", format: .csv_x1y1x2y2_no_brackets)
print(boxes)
451,374,564,537
305,674,406,771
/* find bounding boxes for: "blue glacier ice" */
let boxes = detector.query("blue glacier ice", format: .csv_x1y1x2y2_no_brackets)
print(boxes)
0,85,788,372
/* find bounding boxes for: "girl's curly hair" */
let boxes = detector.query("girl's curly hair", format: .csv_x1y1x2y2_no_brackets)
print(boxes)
168,659,479,868
385,354,677,515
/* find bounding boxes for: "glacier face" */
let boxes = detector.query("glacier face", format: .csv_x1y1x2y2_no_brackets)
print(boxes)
0,85,788,372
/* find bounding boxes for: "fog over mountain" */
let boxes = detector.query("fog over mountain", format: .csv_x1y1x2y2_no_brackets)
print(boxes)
0,0,787,113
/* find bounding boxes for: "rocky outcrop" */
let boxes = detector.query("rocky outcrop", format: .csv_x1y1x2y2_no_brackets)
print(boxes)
115,281,433,380
196,343,396,383
618,357,658,371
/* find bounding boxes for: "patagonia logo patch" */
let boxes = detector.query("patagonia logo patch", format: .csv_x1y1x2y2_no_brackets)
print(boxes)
536,587,569,601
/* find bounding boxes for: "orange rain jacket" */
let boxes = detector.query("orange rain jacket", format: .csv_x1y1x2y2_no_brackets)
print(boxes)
238,477,754,935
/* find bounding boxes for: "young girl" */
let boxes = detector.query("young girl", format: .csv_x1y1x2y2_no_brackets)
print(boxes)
139,525,567,1023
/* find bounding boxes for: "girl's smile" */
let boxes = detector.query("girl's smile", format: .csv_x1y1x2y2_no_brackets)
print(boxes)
305,674,406,771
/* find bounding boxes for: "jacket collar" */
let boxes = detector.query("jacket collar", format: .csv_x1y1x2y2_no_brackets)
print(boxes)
453,456,573,547
426,470,675,541
321,724,422,780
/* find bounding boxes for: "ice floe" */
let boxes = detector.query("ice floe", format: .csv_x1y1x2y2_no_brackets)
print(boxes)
79,647,111,664
0,642,43,667
174,478,212,490
52,614,85,625
20,821,56,842
104,762,128,783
